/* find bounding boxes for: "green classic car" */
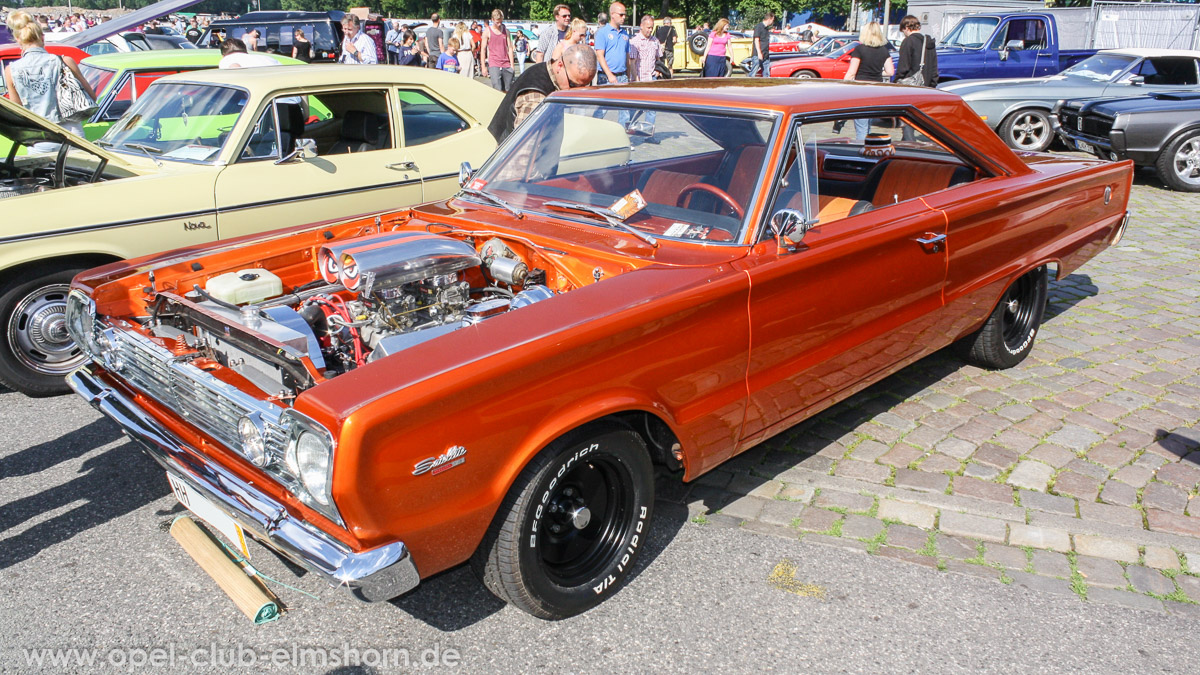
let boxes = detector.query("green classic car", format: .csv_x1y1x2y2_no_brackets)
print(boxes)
76,50,303,140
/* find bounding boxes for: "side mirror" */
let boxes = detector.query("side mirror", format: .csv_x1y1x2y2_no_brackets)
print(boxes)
274,138,316,165
459,161,474,187
1128,75,1145,86
1005,39,1024,51
770,208,814,247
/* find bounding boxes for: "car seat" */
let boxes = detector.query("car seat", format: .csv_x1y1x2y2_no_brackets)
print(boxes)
331,110,390,154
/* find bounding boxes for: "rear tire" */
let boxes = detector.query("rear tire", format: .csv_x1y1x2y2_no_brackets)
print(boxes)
1155,130,1200,192
999,109,1053,152
689,32,707,55
956,266,1048,370
0,266,87,396
471,422,654,619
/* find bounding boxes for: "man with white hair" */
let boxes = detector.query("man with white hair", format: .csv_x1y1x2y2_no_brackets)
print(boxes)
339,14,378,64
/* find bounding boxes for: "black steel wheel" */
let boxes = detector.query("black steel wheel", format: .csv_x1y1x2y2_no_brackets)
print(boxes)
472,422,654,619
956,266,1048,369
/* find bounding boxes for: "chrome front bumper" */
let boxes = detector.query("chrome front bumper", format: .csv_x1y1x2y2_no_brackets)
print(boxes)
68,366,420,603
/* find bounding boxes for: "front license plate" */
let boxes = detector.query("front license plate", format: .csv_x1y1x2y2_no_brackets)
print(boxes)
1075,140,1093,154
168,473,251,560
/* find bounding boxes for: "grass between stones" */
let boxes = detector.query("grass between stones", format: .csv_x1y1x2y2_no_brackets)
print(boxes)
1066,552,1088,600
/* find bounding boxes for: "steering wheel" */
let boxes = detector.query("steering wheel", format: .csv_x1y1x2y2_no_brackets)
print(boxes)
677,183,745,218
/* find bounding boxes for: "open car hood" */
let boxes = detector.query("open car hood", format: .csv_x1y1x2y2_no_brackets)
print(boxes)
0,95,131,168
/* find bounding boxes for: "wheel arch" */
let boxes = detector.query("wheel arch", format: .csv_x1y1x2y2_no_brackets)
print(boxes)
999,101,1055,125
0,252,126,292
952,261,1054,342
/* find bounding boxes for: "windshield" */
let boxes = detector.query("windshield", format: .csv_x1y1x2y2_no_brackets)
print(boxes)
1061,53,1137,81
827,42,858,59
98,83,248,164
79,65,116,95
466,102,776,244
942,17,999,48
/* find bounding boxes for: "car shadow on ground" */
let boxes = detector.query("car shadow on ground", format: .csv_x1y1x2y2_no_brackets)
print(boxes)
384,481,690,631
1155,428,1200,462
0,418,124,479
0,438,170,570
1043,272,1098,323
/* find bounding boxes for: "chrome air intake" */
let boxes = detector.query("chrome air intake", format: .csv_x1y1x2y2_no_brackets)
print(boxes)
336,233,481,293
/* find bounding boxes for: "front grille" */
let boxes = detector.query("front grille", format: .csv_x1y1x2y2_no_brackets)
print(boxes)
1060,109,1113,140
103,326,290,462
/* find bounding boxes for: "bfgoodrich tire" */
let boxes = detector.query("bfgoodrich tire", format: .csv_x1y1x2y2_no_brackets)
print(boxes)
0,266,87,396
471,422,655,619
956,266,1048,370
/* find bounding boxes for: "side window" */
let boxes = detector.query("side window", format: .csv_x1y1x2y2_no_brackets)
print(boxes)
397,90,469,146
133,71,179,98
99,74,135,121
242,103,280,161
303,90,393,156
765,113,979,235
992,19,1046,50
1140,58,1199,86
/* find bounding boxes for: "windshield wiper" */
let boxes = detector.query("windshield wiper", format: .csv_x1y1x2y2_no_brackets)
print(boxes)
544,200,658,248
460,186,522,219
122,142,163,167
93,139,112,147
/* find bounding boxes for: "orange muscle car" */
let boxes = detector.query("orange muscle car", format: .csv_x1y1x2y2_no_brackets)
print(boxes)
66,80,1132,619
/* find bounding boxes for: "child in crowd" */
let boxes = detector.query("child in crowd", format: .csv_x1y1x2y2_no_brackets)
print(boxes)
437,37,460,73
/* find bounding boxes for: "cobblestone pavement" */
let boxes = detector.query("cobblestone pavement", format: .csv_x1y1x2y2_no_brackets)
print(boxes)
669,165,1200,618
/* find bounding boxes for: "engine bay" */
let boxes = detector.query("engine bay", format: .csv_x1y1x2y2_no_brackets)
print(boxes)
127,227,580,398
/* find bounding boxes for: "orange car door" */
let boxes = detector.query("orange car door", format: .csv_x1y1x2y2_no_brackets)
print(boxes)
739,119,950,445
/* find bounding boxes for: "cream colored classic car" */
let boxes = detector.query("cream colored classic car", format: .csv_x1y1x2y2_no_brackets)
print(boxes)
0,65,502,396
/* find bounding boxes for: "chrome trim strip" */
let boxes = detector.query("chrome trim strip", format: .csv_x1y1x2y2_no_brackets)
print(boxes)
68,366,420,603
0,209,217,246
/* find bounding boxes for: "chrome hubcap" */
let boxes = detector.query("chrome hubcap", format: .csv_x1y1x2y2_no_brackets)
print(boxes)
6,283,84,376
1012,114,1047,149
1173,138,1200,185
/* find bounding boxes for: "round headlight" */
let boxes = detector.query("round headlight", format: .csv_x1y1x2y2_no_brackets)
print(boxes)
295,431,331,505
238,416,267,467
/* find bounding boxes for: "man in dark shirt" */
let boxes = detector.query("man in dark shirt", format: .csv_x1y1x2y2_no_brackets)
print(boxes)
184,18,202,44
750,11,774,77
654,16,677,70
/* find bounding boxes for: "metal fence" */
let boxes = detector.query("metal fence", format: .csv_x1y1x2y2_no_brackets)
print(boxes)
911,0,1200,50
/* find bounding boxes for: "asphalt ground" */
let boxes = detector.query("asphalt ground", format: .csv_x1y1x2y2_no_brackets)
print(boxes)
0,394,1195,674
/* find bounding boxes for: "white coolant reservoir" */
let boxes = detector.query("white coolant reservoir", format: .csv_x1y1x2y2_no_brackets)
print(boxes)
205,269,283,305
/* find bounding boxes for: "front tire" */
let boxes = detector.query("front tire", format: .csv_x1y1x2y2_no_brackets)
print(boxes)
956,266,1048,369
999,109,1053,152
792,69,818,79
0,267,88,396
471,423,655,619
1155,130,1200,192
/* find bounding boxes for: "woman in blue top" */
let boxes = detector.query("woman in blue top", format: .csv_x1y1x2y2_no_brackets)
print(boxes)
437,38,461,73
2,10,96,150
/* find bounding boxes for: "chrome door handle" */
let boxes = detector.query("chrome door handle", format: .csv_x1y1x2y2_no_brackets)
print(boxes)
387,161,417,171
916,233,946,252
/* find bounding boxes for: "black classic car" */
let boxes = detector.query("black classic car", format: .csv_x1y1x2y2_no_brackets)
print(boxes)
1055,91,1200,192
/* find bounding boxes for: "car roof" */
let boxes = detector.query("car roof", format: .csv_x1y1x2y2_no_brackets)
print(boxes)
159,63,474,89
0,43,90,60
552,78,965,116
82,50,300,70
1099,48,1200,59
153,64,504,123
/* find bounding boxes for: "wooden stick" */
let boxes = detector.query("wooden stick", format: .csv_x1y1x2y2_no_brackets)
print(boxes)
170,516,281,624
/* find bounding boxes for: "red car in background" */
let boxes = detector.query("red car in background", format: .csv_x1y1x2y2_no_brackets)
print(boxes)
0,44,90,97
768,40,896,79
768,33,808,55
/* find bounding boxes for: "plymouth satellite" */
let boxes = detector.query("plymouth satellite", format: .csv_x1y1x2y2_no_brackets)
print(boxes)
67,80,1132,619
0,65,501,397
